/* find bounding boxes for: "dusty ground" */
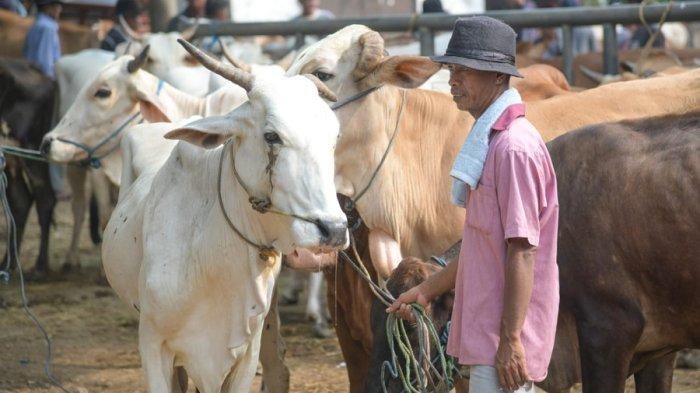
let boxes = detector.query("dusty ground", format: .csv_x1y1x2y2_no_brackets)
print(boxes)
0,201,698,392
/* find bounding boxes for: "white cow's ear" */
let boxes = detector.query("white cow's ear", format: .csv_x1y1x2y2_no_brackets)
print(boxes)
366,56,441,89
164,115,239,149
134,88,172,123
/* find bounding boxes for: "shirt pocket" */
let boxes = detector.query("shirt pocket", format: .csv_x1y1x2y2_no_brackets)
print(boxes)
465,183,499,235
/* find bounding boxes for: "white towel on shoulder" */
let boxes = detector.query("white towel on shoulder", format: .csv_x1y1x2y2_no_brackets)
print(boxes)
450,88,522,206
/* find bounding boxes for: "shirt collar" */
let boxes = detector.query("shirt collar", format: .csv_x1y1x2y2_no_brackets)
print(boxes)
491,103,526,132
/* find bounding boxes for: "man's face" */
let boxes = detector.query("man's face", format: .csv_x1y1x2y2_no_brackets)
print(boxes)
300,0,320,15
189,0,206,12
44,3,62,19
447,64,507,114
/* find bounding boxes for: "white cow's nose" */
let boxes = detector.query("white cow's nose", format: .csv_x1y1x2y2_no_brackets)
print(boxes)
40,136,53,155
315,219,348,248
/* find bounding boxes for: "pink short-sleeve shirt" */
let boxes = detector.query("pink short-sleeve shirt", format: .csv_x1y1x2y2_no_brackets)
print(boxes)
446,103,560,382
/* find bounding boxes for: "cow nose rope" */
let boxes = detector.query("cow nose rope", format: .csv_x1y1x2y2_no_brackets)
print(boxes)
53,79,165,169
0,151,72,393
55,111,142,169
216,139,333,261
332,86,406,218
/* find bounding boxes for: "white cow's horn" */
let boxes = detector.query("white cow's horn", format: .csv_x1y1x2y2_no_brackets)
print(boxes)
219,41,252,73
178,38,253,92
180,20,200,41
127,45,150,73
119,15,144,41
303,74,338,102
579,65,620,84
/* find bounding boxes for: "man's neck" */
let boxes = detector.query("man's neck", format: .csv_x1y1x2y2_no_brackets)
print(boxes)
469,87,509,120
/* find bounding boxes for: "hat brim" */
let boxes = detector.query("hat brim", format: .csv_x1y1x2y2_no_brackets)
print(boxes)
430,55,523,78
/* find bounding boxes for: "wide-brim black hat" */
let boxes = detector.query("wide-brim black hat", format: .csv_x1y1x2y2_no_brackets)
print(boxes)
431,16,523,78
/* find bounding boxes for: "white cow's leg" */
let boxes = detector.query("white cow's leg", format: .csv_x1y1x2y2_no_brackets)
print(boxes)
260,289,290,393
221,328,264,393
306,271,332,338
64,166,87,270
89,169,113,232
279,268,304,305
139,320,175,393
368,229,403,285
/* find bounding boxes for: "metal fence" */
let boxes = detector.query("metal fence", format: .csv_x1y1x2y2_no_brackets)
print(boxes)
191,2,700,84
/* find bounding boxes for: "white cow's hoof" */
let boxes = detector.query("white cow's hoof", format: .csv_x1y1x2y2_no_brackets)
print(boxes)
311,322,334,339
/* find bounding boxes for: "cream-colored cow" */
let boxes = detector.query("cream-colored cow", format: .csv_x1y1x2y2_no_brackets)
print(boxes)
102,41,348,393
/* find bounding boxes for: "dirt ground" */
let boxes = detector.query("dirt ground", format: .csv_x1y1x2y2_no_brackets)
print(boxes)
0,201,698,392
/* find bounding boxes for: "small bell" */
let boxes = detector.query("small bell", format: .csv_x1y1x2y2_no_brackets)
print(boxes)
258,247,278,262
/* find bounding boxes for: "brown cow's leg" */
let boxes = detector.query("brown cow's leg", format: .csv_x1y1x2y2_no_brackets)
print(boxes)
28,161,56,274
576,304,644,393
259,289,290,393
3,166,33,273
333,309,370,393
633,352,676,393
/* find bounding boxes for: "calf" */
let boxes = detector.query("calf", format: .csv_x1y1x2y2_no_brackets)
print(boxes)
0,58,56,276
366,257,460,393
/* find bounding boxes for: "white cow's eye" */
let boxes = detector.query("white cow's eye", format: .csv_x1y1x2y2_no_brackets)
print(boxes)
312,70,334,82
264,132,282,145
94,88,111,98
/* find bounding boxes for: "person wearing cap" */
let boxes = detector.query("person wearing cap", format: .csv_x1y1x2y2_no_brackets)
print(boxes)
23,0,68,199
387,16,559,393
23,0,62,79
100,0,150,52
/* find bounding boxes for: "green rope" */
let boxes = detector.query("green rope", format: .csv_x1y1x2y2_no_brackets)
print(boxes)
339,232,454,393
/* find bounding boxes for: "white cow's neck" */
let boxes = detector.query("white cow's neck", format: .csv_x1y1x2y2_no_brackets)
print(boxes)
134,71,207,120
193,142,281,343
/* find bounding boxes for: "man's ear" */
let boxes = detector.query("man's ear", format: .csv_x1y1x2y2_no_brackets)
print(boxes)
164,112,250,149
362,56,441,89
134,87,171,123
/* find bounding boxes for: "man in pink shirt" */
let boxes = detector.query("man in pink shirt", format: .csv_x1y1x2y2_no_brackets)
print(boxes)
388,16,559,393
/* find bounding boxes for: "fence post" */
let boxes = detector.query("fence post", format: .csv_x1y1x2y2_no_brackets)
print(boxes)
562,24,574,85
419,27,435,56
603,23,618,75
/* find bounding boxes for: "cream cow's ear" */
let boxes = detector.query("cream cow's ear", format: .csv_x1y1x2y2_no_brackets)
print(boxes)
164,111,250,149
133,86,172,123
365,56,441,89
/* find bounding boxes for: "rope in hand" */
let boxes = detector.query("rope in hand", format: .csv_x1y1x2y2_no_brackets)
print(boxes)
338,235,454,393
0,152,72,393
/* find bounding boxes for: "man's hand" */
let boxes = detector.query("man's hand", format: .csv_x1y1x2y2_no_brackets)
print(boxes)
495,335,530,392
385,284,431,322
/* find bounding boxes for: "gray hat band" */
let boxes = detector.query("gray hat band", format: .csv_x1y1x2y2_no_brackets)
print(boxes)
444,48,515,65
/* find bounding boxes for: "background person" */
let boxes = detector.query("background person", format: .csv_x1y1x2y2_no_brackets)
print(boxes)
100,0,150,51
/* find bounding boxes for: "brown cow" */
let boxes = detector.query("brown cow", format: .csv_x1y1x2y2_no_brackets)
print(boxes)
512,64,572,101
0,9,107,58
367,112,700,392
516,47,700,88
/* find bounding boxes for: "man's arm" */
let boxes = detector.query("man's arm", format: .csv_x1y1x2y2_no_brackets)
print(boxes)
386,240,462,320
496,237,536,391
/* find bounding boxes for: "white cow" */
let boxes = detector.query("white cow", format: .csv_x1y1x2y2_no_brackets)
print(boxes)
102,40,347,392
43,46,253,187
54,49,116,268
115,21,211,97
